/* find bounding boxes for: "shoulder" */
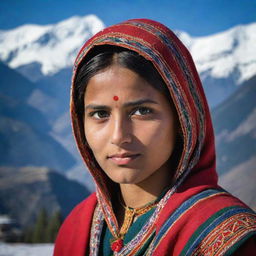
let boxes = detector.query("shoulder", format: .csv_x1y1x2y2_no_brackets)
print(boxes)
157,187,251,230
53,193,97,256
160,187,254,225
154,188,256,255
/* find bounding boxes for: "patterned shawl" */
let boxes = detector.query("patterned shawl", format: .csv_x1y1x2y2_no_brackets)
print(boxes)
55,19,256,255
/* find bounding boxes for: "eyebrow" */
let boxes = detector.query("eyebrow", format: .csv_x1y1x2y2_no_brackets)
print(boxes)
84,99,158,111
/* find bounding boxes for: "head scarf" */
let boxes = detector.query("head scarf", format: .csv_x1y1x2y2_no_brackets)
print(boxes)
54,19,256,256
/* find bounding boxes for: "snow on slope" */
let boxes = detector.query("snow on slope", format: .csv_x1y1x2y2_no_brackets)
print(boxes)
0,15,104,75
0,16,256,84
0,243,53,256
188,23,256,83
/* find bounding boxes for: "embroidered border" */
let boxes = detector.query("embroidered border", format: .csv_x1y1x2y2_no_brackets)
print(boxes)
180,206,256,256
116,182,188,255
89,203,104,256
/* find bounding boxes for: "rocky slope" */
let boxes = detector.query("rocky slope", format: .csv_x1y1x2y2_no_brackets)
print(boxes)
212,75,256,175
0,166,90,227
219,156,256,211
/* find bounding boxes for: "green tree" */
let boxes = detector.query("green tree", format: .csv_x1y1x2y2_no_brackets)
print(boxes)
45,210,62,242
32,208,48,243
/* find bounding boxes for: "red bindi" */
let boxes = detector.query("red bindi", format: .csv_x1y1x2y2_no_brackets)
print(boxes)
113,95,119,101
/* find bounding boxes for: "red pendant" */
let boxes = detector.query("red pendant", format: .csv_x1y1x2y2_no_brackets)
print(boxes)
111,239,123,252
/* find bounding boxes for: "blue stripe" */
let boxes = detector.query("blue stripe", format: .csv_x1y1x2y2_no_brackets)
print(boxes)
152,188,226,248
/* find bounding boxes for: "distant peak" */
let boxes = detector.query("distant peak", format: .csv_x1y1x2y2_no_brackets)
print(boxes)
176,22,256,84
0,15,105,76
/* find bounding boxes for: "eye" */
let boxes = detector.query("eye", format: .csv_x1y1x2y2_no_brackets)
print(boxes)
89,110,109,119
132,107,153,116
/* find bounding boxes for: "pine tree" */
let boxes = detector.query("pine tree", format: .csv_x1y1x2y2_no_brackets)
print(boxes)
32,208,48,243
46,210,62,242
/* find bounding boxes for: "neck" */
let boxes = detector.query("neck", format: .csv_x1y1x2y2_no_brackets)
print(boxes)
119,184,157,208
119,166,173,208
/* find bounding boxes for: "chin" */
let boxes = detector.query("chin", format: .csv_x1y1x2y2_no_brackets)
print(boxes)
107,168,143,185
110,176,139,185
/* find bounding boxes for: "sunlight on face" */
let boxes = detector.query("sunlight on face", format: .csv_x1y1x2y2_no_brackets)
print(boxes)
84,65,178,186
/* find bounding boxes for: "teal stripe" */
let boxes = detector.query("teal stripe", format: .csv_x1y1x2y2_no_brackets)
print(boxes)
151,188,226,250
180,206,256,256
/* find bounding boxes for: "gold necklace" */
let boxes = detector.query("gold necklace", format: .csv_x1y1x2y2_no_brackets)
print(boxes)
110,197,158,252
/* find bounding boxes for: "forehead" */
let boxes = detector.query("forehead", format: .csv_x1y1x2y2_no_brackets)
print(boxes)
84,65,162,102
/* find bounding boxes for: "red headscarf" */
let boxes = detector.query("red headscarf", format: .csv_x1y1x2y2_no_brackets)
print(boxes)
71,18,217,196
54,19,256,256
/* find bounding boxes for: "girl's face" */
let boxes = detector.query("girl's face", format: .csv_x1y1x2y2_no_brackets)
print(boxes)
84,65,178,185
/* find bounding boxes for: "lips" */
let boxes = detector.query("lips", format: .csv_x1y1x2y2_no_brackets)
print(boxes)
108,152,140,165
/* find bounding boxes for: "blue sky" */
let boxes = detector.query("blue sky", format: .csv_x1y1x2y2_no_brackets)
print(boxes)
1,0,256,36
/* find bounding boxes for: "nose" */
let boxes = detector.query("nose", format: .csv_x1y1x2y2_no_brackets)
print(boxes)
110,115,132,146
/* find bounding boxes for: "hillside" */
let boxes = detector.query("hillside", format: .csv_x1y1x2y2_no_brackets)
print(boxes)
219,156,256,211
212,75,256,175
0,166,90,227
0,62,75,170
212,75,256,210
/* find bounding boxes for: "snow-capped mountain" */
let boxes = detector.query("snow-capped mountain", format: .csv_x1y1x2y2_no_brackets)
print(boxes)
0,15,104,76
177,22,256,84
0,16,256,86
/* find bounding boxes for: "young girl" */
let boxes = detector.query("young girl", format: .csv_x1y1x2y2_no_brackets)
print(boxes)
54,19,256,255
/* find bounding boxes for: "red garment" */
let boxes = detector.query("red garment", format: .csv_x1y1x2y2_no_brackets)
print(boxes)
54,19,256,255
54,192,256,255
54,194,97,256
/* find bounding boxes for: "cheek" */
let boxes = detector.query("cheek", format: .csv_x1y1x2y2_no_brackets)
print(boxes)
149,125,176,167
135,119,176,150
84,125,99,153
84,123,109,159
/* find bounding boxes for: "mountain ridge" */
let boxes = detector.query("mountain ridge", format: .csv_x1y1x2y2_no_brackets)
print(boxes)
0,15,104,76
0,62,76,170
0,16,255,85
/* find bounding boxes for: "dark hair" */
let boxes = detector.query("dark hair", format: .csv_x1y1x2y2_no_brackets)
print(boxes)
73,45,172,119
